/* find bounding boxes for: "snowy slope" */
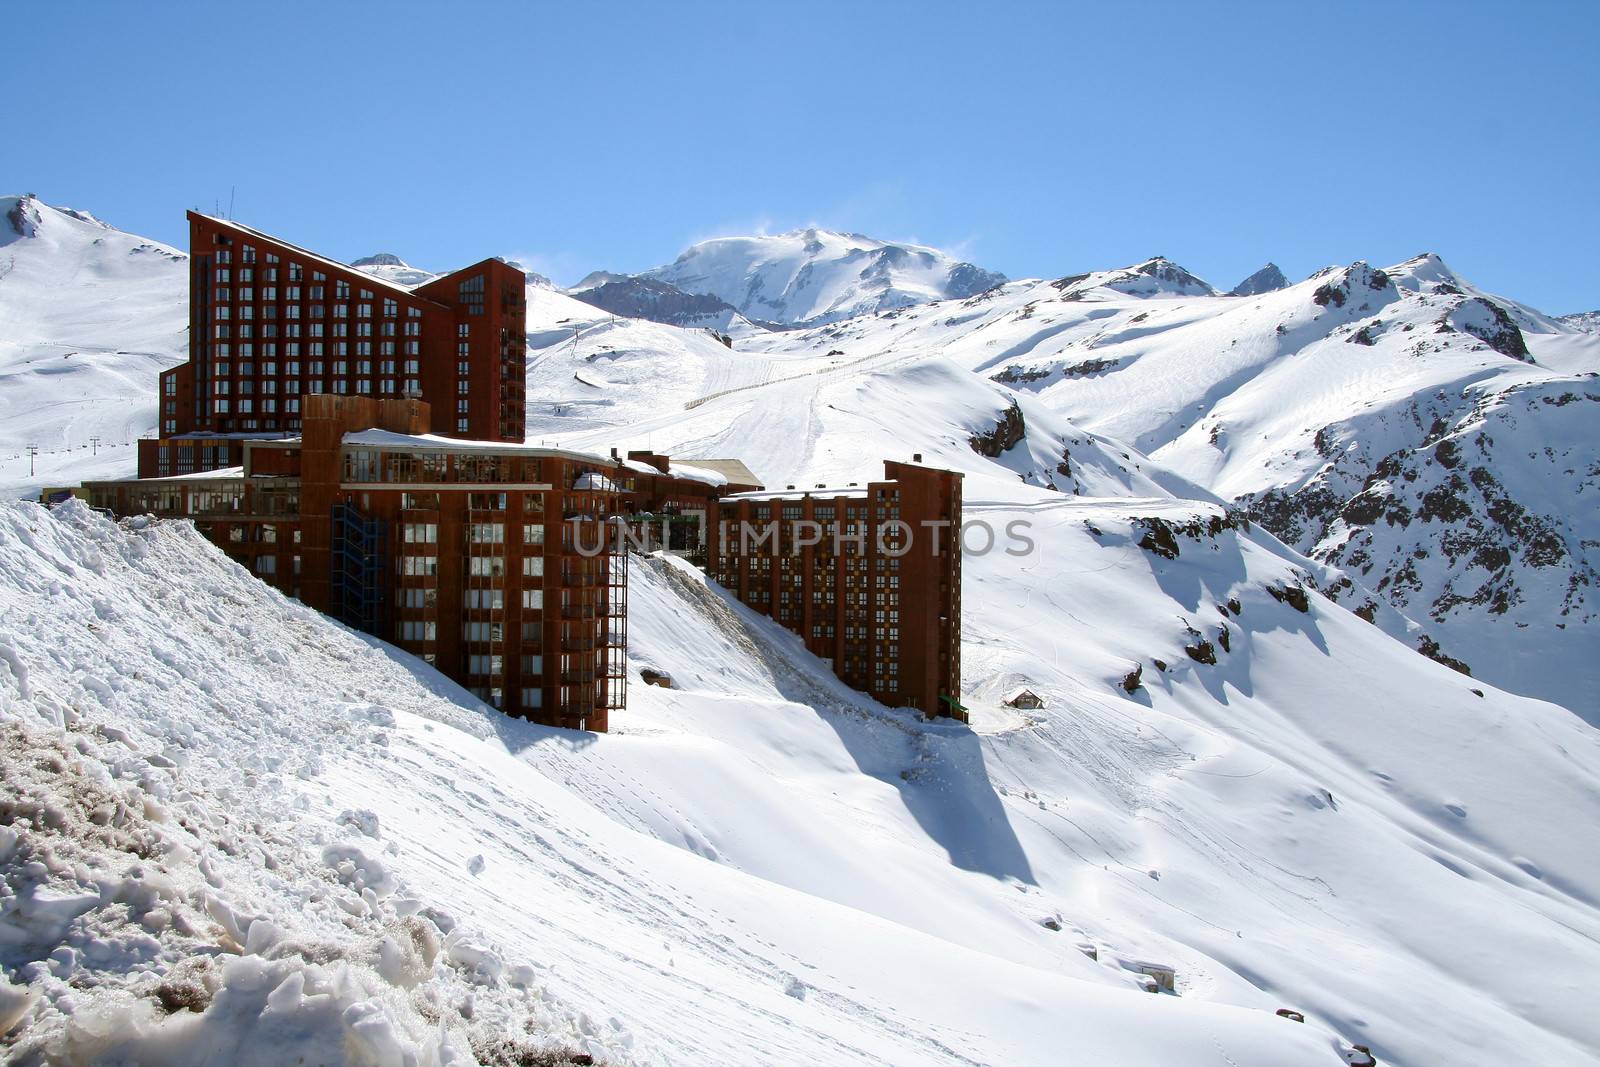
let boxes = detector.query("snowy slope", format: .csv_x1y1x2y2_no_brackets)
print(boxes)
10,480,1600,1065
0,196,186,497
722,253,1600,709
0,499,1368,1067
640,228,1005,328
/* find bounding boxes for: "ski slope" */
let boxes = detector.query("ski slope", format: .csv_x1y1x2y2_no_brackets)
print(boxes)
0,196,186,496
725,254,1600,710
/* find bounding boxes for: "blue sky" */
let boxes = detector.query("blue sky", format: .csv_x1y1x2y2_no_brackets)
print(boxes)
10,1,1598,311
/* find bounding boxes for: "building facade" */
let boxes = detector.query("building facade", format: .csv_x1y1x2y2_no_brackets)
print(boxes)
76,212,968,732
142,213,526,478
707,459,965,721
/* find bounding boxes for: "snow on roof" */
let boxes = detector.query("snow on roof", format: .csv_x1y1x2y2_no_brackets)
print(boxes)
667,462,728,487
153,466,246,481
722,486,869,502
341,429,612,466
681,458,761,487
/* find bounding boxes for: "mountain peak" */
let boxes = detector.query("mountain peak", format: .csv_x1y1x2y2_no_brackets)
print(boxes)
351,252,409,268
641,230,1006,328
1229,263,1289,297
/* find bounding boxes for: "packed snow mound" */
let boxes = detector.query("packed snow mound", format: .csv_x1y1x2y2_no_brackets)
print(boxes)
641,227,1006,327
0,501,623,1065
0,195,187,498
1228,263,1289,297
0,500,1371,1066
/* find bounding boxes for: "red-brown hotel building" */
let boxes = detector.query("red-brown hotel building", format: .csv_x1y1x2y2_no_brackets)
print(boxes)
75,215,966,730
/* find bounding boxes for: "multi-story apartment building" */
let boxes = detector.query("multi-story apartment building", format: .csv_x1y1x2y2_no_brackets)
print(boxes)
85,396,754,732
141,212,526,478
70,211,968,731
707,458,965,721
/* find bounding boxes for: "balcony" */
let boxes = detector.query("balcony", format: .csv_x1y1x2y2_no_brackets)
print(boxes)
561,604,597,620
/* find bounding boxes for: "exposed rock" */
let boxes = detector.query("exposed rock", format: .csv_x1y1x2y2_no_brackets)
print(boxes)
969,402,1026,457
1267,583,1310,613
990,364,1053,385
1229,263,1289,297
1120,664,1143,693
1418,636,1472,676
1453,297,1531,362
1184,639,1217,665
572,276,746,331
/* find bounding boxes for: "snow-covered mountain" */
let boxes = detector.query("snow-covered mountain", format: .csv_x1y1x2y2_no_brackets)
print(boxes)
1228,262,1289,297
1558,309,1600,333
7,194,1600,1066
726,253,1600,711
0,195,186,496
637,228,1006,328
349,252,438,288
566,274,755,335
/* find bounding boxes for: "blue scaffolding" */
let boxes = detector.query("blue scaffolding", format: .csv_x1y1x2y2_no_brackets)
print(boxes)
331,502,386,635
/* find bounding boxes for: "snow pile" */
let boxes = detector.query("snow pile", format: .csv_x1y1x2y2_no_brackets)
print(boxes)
0,500,630,1066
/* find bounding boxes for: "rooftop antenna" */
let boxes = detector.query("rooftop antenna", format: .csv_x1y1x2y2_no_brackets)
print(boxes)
228,186,236,220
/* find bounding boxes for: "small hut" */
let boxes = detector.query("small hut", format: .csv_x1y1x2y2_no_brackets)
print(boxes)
1003,687,1045,710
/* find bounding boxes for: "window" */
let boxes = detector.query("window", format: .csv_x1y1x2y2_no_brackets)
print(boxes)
522,557,544,577
400,620,436,642
462,622,502,643
521,655,543,675
399,588,437,609
467,654,503,676
401,556,438,576
253,555,276,575
468,556,505,578
468,492,506,511
458,275,485,315
521,688,543,709
522,589,543,610
522,524,545,545
468,523,504,544
402,523,437,544
466,589,504,610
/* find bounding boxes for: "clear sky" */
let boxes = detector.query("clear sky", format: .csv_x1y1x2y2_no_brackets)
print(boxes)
9,1,1598,311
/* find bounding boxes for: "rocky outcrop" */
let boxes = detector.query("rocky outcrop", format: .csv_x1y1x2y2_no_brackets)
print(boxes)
1120,664,1143,693
968,402,1026,457
572,276,746,330
1446,297,1531,362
